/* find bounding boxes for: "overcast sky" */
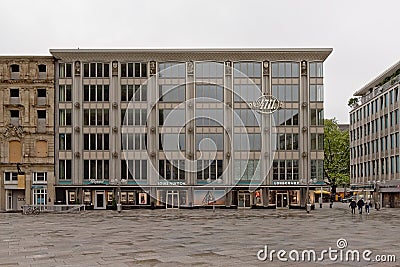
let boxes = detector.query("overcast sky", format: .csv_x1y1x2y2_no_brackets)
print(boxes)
1,0,399,123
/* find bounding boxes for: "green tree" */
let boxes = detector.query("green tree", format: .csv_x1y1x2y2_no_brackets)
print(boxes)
324,119,350,194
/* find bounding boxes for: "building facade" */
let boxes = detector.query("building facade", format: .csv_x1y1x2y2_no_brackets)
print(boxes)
0,56,55,211
51,48,331,209
350,60,400,208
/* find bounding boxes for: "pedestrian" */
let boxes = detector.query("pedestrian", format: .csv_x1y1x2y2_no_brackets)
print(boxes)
365,200,370,214
349,199,357,214
357,198,365,214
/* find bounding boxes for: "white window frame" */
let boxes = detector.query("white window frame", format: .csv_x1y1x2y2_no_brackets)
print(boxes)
33,172,47,184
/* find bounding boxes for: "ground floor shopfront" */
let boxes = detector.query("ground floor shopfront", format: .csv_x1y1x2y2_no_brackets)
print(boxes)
54,186,319,210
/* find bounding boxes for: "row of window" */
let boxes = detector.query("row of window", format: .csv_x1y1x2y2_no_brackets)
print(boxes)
4,172,47,183
351,132,400,158
351,156,400,177
350,86,399,123
58,61,323,79
351,110,399,141
83,160,109,180
234,159,260,180
272,160,299,180
275,133,299,151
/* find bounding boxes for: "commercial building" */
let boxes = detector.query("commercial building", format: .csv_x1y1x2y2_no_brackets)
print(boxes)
50,48,331,209
0,56,55,211
350,60,400,208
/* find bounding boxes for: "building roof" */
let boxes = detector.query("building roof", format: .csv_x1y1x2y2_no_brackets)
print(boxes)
50,48,333,62
354,60,400,96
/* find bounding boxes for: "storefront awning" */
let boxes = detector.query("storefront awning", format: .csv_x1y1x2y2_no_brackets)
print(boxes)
314,190,331,194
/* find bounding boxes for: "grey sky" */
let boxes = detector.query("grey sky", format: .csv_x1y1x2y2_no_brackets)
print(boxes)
1,0,399,123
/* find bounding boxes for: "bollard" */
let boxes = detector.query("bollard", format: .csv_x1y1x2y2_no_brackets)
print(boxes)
306,203,311,213
117,203,122,213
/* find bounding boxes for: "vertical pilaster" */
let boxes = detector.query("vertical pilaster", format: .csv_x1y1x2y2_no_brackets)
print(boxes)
300,60,309,207
73,61,82,185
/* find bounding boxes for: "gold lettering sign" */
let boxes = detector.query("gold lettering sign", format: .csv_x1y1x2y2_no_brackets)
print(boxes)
249,95,283,114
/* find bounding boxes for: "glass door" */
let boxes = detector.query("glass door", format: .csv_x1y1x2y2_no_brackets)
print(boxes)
166,190,179,209
238,192,251,208
95,191,106,209
276,192,289,209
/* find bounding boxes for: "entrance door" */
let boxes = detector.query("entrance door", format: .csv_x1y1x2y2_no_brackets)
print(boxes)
166,190,179,209
276,192,289,209
238,192,251,208
6,190,12,211
95,191,106,209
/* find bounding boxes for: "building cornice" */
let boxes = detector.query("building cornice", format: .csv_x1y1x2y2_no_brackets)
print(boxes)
354,60,400,96
49,48,333,62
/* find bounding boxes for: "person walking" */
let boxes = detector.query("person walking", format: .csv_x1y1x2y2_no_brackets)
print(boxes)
365,200,370,214
357,198,365,214
349,199,357,214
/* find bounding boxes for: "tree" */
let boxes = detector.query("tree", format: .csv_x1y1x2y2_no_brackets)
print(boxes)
348,97,359,108
324,119,350,195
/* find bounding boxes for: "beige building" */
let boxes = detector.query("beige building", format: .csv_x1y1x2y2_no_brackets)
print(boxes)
0,56,55,211
51,48,331,210
350,60,400,208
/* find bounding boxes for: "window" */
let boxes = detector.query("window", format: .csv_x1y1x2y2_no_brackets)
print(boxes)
196,133,223,151
121,85,147,102
234,159,261,181
272,85,299,102
59,160,72,180
275,133,299,150
83,63,110,77
36,140,48,157
311,160,324,180
10,89,19,98
233,62,262,78
310,109,324,125
121,62,147,78
37,110,46,119
234,133,261,151
271,62,299,78
159,85,185,102
196,84,223,102
159,62,186,78
33,172,47,183
272,160,299,180
32,188,47,205
159,160,185,180
197,160,223,181
59,85,72,102
11,64,19,73
83,109,109,126
233,84,261,102
121,159,147,180
310,133,324,150
309,85,324,101
4,172,18,182
159,133,184,151
195,62,223,78
83,85,109,102
309,62,323,77
121,109,147,126
38,64,46,73
84,160,109,180
234,109,261,126
84,134,110,150
37,89,46,98
10,110,19,126
59,133,72,150
59,63,72,78
159,109,184,126
59,109,72,126
272,109,299,126
196,109,223,127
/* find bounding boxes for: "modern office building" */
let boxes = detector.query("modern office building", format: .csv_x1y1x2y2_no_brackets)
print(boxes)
350,60,400,208
50,48,331,209
0,56,55,211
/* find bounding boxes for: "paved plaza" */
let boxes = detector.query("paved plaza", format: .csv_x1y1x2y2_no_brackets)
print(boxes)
0,203,399,266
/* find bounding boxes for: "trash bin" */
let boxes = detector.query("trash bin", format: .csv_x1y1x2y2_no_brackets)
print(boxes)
117,203,122,213
306,204,311,213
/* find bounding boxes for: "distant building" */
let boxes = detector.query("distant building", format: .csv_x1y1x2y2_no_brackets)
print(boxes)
337,124,349,132
50,48,332,210
0,57,55,211
350,60,400,208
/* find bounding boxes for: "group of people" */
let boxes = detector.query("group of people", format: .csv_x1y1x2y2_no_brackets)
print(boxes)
349,198,372,214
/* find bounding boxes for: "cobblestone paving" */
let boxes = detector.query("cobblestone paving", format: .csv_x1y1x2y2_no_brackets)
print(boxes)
0,203,400,266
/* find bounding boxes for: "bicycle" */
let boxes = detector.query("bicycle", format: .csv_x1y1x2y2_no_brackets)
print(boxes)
25,206,40,215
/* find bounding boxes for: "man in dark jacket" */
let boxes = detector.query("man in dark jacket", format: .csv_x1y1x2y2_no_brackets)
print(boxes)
349,199,357,214
357,198,365,214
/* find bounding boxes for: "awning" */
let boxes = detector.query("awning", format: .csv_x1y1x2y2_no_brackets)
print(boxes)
314,190,331,194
